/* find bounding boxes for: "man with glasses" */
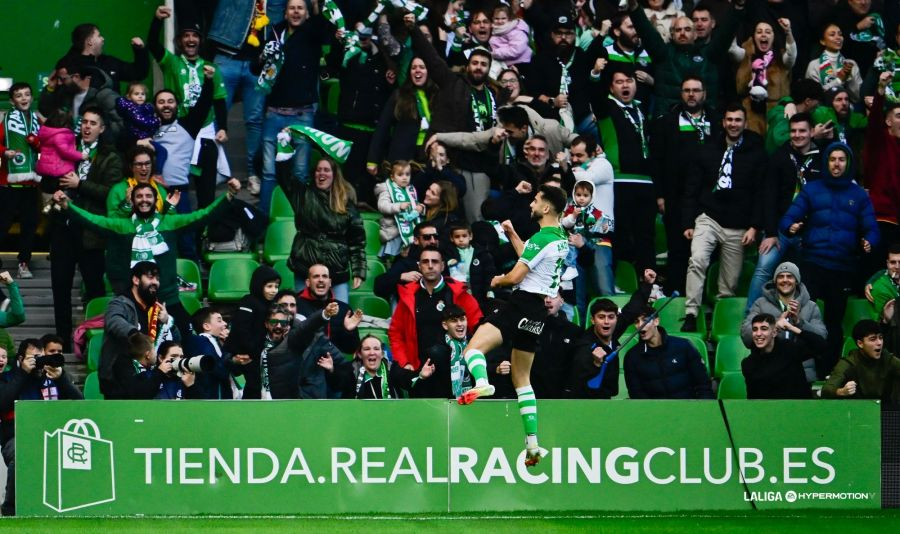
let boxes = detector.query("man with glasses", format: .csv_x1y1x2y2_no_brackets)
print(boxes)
374,221,441,303
649,76,720,294
388,246,483,373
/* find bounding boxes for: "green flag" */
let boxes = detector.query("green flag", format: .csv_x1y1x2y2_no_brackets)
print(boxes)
276,125,354,164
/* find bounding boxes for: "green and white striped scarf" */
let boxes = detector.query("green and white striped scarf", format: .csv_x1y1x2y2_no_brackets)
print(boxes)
387,179,420,246
3,109,40,183
447,334,471,398
130,214,169,266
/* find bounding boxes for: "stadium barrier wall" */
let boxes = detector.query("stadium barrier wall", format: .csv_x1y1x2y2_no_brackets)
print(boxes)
16,400,881,516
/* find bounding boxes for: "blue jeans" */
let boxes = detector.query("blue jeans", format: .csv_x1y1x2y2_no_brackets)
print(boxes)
574,242,615,319
260,109,314,215
295,277,349,304
575,114,599,143
215,54,265,177
746,232,800,311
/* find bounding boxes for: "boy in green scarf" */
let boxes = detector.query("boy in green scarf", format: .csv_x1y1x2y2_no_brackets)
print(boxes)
0,82,41,279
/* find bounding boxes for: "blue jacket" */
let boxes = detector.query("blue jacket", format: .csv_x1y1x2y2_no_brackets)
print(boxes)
779,142,879,272
623,329,713,399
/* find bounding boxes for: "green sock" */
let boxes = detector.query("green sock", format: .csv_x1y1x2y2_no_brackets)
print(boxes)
516,386,538,436
463,349,489,385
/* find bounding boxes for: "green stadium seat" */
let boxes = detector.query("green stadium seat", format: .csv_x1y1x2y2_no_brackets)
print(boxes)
360,211,380,222
348,294,391,319
353,258,386,295
87,334,102,372
363,220,382,258
841,336,857,358
710,297,748,342
270,186,294,222
570,306,581,328
207,259,260,303
358,327,390,348
203,250,258,264
585,295,635,331
262,220,297,264
655,297,707,338
842,298,876,337
83,372,104,400
673,334,710,375
717,373,747,399
85,296,113,341
704,260,755,306
179,294,203,316
615,261,638,294
84,296,112,319
714,335,750,379
176,258,202,300
273,260,295,291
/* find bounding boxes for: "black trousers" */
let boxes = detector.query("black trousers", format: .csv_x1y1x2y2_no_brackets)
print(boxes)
2,438,14,516
613,182,657,274
50,223,106,345
663,201,690,295
338,125,377,207
0,186,39,264
801,261,853,379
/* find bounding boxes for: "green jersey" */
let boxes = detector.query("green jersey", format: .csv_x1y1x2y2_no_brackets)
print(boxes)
516,225,568,296
159,51,227,125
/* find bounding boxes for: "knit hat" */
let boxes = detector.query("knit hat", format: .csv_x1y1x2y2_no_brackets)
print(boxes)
823,86,847,106
773,262,801,284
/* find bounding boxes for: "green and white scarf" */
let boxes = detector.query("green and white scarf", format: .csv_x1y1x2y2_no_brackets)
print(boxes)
447,334,471,398
416,89,431,145
130,214,169,266
470,88,496,132
76,139,98,181
874,49,900,103
817,51,846,87
850,13,885,49
714,136,743,192
3,109,40,183
181,57,203,111
355,359,391,398
260,338,277,400
610,95,648,158
387,179,420,246
256,31,285,95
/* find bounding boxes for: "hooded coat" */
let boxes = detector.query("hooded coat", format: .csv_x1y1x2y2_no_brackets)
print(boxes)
489,18,532,66
35,125,83,177
223,265,281,400
779,142,879,272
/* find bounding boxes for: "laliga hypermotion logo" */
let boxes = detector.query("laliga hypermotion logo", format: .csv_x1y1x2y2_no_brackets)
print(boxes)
43,419,116,512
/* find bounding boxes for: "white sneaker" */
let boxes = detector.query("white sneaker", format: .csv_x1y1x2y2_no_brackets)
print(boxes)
17,263,33,279
248,175,261,196
561,266,578,281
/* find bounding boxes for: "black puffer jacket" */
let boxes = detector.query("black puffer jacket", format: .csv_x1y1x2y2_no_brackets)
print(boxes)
623,328,714,399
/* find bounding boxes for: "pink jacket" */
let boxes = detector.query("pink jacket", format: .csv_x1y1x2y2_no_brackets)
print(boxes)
36,126,82,178
489,19,532,65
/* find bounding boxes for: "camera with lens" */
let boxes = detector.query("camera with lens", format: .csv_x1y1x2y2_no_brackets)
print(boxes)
166,355,215,376
35,354,66,369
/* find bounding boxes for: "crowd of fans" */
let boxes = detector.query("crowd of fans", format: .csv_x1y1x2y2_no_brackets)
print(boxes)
1,0,900,514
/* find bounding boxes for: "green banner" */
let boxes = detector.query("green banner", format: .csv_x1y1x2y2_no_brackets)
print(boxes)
15,400,880,516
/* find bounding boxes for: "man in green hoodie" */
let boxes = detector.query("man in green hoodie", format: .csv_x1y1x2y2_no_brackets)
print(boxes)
822,319,900,402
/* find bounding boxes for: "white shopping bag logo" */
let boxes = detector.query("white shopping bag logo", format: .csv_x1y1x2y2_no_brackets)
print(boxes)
43,418,115,512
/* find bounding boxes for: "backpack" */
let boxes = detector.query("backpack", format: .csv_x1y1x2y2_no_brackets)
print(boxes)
203,199,268,252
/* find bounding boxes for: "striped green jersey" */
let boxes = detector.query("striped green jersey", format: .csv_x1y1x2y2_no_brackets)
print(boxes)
516,225,568,296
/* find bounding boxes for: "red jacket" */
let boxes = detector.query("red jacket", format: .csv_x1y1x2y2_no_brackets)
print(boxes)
864,92,900,225
388,277,483,369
